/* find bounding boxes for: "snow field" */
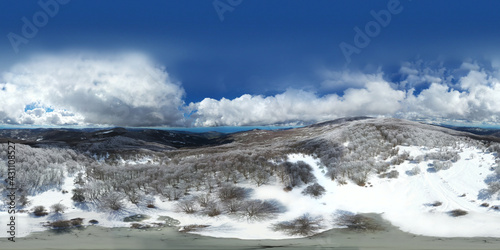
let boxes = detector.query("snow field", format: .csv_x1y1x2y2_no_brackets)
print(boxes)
2,145,500,239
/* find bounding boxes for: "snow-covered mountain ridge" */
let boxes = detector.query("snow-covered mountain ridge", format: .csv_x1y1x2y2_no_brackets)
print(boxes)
1,117,499,239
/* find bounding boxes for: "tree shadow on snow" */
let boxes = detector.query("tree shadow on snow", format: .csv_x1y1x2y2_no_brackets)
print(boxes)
73,201,92,211
47,212,65,221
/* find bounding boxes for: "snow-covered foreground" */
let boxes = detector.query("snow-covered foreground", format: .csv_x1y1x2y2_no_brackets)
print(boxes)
2,146,500,239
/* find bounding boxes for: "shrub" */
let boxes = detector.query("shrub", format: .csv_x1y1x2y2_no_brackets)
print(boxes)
100,192,126,211
409,166,421,176
387,170,399,178
19,194,31,207
124,190,142,205
196,194,213,208
50,203,67,214
218,184,249,201
251,169,270,186
70,218,84,226
223,199,243,213
352,173,367,186
336,177,348,185
301,183,326,198
49,220,71,229
71,188,86,202
378,170,399,179
243,199,282,219
143,196,156,208
433,161,452,171
177,199,198,214
205,202,222,217
449,209,468,217
335,213,384,231
33,205,48,216
47,218,83,229
431,201,442,207
272,214,323,236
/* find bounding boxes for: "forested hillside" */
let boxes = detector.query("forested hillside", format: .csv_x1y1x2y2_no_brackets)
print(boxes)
1,117,500,239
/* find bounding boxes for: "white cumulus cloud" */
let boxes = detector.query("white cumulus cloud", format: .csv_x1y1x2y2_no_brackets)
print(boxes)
399,65,500,124
0,52,186,126
2,55,500,127
189,79,405,126
190,65,500,127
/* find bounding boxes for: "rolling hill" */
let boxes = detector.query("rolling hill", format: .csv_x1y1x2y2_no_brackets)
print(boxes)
1,117,500,239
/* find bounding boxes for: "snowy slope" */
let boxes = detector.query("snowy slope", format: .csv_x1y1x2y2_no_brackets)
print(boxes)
2,144,500,239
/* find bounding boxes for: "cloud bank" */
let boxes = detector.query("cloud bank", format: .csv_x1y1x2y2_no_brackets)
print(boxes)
1,53,500,127
0,53,186,126
190,62,500,126
188,81,405,126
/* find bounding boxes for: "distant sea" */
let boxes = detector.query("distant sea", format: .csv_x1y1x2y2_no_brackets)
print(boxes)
0,125,302,134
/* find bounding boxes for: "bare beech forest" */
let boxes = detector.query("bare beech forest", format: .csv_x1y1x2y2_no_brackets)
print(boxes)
1,119,500,222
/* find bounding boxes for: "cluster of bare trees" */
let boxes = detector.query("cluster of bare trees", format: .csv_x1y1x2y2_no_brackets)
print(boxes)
277,161,316,188
175,184,282,219
64,142,319,211
0,143,90,208
2,120,497,218
485,157,500,197
301,183,326,198
297,121,489,186
420,150,461,163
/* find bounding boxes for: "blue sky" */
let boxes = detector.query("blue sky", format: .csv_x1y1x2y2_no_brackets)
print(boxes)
1,0,500,127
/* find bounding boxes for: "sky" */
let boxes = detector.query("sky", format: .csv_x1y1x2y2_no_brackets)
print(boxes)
1,0,500,127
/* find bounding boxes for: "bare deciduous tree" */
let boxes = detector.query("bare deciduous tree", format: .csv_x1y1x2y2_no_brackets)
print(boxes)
272,214,323,236
251,169,270,187
204,202,222,217
177,199,198,214
100,192,126,211
223,199,243,214
301,183,326,198
243,199,281,219
196,193,213,208
50,203,67,213
218,184,249,201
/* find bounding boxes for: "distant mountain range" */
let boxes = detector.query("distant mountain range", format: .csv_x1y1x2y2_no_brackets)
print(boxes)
0,127,232,153
1,117,499,154
439,124,500,138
